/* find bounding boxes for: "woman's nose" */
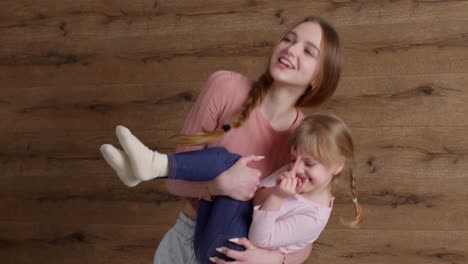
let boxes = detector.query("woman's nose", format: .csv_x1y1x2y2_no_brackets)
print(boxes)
286,43,301,57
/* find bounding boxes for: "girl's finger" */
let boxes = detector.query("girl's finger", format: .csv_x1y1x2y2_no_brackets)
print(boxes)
291,178,298,189
290,155,301,174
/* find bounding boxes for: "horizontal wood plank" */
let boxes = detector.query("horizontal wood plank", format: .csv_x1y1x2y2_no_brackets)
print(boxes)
1,126,467,180
1,19,467,88
1,74,468,134
0,223,467,264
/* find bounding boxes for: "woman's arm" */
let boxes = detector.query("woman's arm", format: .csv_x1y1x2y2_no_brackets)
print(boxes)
166,71,261,200
213,238,312,264
165,70,231,197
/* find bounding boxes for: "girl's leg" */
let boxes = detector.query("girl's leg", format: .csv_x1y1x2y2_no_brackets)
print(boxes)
100,144,141,187
100,126,169,185
103,125,239,184
194,198,253,264
167,147,241,181
183,152,252,263
164,147,248,264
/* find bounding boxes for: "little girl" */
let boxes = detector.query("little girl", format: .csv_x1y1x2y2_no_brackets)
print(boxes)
101,113,363,263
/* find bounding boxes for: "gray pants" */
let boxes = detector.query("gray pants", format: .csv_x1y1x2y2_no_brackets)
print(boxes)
154,212,198,264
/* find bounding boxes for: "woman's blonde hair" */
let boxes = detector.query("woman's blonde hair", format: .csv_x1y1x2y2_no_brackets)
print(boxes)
171,16,342,145
289,113,363,228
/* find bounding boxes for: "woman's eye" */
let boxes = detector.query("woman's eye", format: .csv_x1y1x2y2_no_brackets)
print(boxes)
305,50,317,57
306,163,315,167
282,37,292,42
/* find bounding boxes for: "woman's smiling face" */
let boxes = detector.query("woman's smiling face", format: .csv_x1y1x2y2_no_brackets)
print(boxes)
269,21,323,90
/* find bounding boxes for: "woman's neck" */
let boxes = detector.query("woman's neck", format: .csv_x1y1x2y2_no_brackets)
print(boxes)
259,82,305,130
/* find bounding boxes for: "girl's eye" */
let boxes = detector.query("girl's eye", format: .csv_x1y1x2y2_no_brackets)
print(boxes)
306,163,316,167
282,37,291,42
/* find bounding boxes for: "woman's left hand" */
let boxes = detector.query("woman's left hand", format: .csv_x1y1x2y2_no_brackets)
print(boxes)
210,237,283,264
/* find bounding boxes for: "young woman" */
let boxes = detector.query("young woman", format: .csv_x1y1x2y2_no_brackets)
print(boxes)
102,16,342,263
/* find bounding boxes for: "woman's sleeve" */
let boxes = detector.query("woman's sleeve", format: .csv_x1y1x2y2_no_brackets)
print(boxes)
165,70,234,198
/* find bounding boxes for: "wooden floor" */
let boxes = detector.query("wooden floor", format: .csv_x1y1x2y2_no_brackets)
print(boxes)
1,1,468,263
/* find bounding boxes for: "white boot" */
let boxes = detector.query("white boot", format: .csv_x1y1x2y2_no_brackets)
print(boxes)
115,125,169,181
100,144,141,187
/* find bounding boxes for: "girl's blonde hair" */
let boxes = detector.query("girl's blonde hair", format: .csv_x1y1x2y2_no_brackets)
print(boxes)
289,113,363,228
171,16,342,145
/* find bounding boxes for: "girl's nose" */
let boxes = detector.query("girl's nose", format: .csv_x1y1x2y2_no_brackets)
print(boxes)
296,162,305,175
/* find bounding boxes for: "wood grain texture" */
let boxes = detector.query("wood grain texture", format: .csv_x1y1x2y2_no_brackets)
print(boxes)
1,0,467,263
0,223,467,264
1,73,468,134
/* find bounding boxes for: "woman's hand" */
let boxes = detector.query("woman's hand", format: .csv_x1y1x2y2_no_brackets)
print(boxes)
208,155,263,201
210,238,284,264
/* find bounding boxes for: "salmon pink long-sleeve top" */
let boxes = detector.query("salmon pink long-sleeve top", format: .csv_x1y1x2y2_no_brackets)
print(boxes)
166,70,304,203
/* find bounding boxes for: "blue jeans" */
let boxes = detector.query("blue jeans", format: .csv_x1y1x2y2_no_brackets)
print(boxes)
167,147,252,264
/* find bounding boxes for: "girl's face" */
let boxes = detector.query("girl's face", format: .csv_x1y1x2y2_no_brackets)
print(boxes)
290,148,343,195
269,21,323,90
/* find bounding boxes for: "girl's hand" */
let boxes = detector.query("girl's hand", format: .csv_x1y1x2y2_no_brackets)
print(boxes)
210,238,284,264
274,157,301,198
274,173,298,198
209,155,263,201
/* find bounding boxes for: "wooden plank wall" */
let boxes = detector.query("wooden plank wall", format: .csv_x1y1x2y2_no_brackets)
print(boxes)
1,0,467,263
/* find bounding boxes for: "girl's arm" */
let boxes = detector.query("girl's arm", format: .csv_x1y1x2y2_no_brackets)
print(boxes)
249,206,321,249
250,160,320,252
253,165,289,206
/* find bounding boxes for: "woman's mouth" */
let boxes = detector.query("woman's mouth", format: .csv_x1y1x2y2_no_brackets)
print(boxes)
278,57,295,70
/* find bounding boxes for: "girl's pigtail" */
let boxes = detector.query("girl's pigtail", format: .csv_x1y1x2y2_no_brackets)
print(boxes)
344,168,363,228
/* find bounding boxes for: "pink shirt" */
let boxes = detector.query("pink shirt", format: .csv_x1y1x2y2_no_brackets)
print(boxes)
249,166,334,253
166,70,305,205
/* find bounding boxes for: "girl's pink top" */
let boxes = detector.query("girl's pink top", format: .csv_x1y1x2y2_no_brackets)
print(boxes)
249,166,334,253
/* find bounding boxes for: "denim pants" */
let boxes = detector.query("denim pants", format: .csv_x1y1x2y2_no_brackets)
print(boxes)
167,147,253,264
